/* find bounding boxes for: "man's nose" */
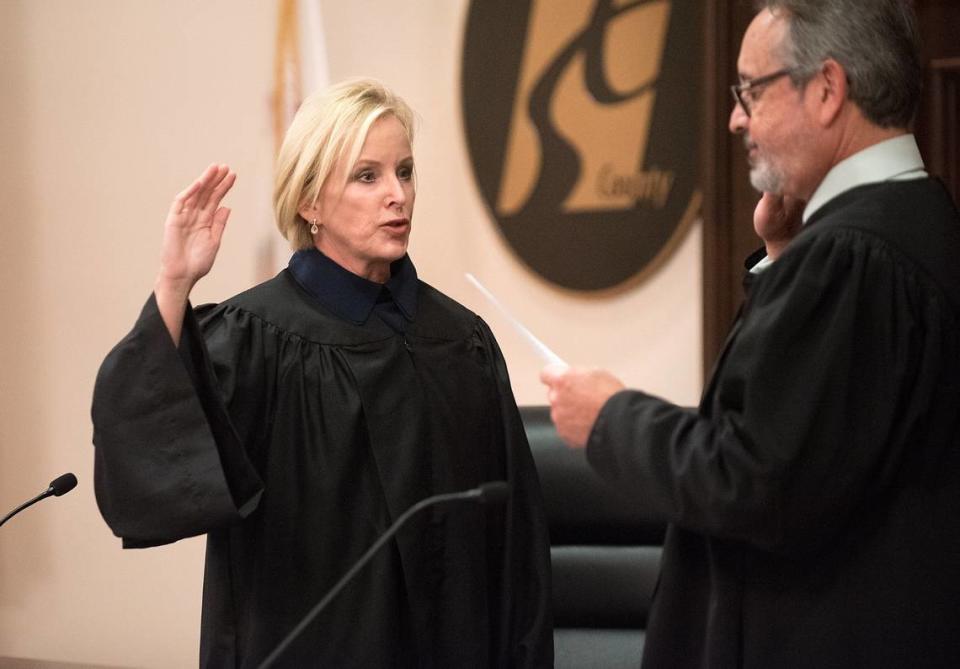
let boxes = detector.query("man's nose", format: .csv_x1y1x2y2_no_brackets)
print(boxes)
729,101,748,134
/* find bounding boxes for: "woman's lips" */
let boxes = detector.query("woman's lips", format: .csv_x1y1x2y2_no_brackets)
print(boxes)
382,218,411,233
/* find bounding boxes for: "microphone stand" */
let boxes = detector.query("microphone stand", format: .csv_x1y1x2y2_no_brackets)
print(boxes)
0,495,49,529
257,482,509,669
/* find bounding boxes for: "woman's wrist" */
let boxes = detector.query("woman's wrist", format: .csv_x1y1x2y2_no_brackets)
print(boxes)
154,272,195,302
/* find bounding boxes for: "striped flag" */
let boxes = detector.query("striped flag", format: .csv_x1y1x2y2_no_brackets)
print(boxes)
257,0,330,280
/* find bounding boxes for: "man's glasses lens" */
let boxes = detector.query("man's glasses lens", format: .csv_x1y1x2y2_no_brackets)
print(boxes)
730,68,794,117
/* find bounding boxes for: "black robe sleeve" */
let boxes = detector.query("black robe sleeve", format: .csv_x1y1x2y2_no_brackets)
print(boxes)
587,226,954,555
91,295,263,548
476,318,554,668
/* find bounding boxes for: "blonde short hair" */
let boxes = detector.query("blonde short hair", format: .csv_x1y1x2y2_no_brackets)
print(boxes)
273,78,416,250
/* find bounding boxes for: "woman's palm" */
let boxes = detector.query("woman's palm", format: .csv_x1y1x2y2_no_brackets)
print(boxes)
159,164,236,285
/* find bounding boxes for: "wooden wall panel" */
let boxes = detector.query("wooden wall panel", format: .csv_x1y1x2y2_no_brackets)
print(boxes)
701,0,756,375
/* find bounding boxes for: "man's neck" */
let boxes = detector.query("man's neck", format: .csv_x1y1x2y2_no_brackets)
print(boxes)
828,102,909,177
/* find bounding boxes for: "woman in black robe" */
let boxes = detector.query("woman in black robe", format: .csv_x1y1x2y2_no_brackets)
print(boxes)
92,79,553,668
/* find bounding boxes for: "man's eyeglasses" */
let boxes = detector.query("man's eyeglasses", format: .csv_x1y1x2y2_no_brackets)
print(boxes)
730,68,795,117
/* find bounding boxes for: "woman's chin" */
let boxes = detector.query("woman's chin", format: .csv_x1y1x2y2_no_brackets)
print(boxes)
378,238,410,262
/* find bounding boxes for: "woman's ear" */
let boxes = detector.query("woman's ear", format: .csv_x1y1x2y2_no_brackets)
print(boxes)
298,201,319,225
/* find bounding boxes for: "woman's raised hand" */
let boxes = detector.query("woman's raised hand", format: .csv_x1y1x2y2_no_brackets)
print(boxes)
154,164,236,344
158,164,237,290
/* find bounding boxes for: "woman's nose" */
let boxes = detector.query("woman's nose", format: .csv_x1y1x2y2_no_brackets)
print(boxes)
386,176,407,209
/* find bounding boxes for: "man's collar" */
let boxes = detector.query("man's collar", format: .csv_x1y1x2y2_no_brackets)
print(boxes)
288,248,418,325
748,251,774,275
803,134,927,223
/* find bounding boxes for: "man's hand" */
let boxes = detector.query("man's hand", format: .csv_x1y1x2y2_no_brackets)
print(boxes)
540,364,625,448
753,192,803,260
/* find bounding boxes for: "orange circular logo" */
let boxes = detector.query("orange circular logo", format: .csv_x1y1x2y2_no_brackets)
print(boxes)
462,0,703,291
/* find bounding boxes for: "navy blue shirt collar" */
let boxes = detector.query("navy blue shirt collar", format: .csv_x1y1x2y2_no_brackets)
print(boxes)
287,248,418,325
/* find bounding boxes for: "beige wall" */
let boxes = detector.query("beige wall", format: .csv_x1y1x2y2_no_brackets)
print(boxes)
0,1,701,666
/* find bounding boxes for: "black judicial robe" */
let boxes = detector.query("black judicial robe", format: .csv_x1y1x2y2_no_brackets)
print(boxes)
588,178,960,668
91,267,553,668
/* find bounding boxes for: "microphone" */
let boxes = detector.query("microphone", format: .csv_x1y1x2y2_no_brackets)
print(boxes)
257,480,512,669
0,473,78,529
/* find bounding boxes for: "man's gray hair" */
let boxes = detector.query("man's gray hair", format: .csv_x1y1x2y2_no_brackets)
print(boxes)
756,0,921,128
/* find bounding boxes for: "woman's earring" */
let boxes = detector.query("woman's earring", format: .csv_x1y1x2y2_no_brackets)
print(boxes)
310,219,319,235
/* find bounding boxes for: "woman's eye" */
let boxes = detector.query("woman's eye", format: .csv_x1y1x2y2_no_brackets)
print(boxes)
398,166,413,181
356,171,376,183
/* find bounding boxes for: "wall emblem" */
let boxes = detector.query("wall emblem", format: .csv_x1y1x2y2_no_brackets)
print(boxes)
462,0,703,291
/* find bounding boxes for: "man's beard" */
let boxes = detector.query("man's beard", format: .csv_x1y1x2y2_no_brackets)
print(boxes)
746,136,785,194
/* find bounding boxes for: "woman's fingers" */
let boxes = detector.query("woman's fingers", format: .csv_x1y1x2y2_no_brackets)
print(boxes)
211,206,231,243
206,170,237,213
170,164,218,216
169,176,204,218
168,164,232,221
194,164,230,213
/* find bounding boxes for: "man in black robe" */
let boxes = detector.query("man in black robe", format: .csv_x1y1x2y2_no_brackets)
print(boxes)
542,1,960,667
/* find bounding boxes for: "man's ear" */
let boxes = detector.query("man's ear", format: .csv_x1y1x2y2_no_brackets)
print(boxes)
813,58,847,126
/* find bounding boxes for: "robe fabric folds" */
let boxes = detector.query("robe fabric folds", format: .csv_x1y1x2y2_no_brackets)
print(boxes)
92,265,553,668
588,178,960,668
